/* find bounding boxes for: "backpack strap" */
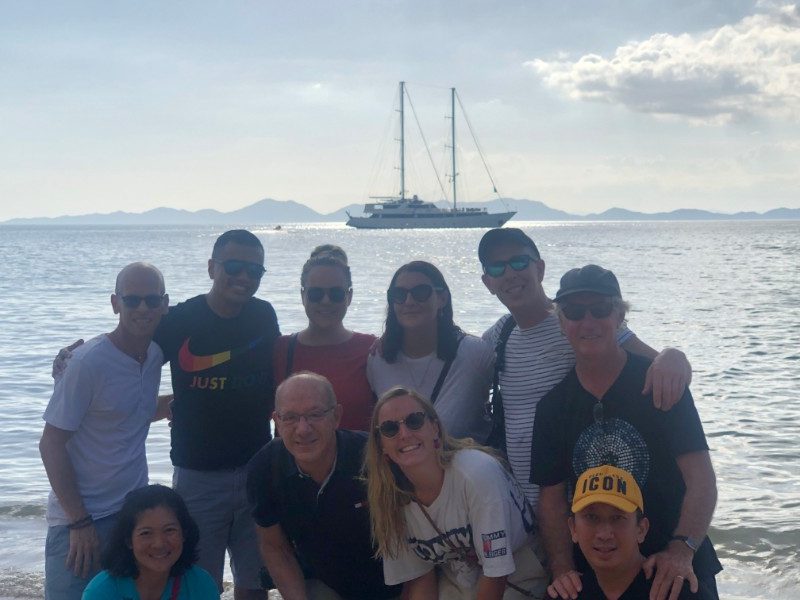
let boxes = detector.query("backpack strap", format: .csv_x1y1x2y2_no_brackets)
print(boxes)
486,316,517,451
430,335,464,404
284,333,299,379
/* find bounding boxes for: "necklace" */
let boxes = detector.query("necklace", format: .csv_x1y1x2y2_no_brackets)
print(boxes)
404,352,436,392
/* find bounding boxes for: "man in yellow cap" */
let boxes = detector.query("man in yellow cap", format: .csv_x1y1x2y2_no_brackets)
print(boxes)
566,465,698,600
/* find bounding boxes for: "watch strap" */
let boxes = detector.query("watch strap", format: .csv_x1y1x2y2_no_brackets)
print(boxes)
670,534,700,553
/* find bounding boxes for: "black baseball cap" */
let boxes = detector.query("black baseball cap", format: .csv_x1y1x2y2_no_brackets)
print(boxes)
554,264,621,302
478,228,540,264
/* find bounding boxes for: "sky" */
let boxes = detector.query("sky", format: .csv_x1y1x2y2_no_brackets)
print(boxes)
2,0,799,220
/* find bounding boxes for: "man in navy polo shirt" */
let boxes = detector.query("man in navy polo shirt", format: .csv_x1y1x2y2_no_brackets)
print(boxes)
246,372,400,600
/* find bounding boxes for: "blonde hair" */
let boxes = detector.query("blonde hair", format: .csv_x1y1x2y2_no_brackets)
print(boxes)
363,386,501,559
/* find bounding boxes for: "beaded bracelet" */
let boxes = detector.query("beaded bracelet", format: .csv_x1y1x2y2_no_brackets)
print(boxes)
67,515,94,530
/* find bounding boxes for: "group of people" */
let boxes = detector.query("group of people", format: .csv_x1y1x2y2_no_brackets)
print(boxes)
41,227,721,600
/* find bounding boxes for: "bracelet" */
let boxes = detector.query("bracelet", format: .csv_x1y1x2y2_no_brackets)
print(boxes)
67,515,94,530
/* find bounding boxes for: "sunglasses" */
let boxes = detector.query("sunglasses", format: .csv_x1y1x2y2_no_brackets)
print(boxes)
303,286,350,303
377,411,427,438
120,294,166,309
561,300,615,321
387,284,442,304
483,255,535,278
216,259,266,279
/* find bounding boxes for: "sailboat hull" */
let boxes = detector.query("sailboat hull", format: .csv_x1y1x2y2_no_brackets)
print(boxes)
346,211,516,229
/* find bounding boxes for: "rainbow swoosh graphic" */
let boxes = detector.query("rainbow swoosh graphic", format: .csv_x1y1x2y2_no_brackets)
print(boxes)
178,337,263,373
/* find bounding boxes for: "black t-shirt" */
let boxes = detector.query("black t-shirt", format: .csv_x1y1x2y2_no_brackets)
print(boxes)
155,294,280,470
246,430,400,600
530,352,722,583
577,568,700,600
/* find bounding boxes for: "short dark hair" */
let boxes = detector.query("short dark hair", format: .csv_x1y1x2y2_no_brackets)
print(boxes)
101,485,200,578
212,229,264,259
380,261,462,363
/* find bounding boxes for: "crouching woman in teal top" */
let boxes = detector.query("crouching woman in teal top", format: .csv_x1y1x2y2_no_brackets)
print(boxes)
83,485,219,600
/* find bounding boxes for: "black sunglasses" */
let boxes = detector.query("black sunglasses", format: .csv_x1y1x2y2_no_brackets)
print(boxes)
216,259,266,279
303,286,350,303
377,411,427,438
561,300,615,321
483,255,535,278
387,284,442,304
120,294,166,309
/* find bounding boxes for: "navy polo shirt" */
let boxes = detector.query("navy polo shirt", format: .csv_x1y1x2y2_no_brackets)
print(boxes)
247,429,400,600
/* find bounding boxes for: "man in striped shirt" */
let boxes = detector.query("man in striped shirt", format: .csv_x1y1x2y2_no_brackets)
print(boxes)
478,227,691,509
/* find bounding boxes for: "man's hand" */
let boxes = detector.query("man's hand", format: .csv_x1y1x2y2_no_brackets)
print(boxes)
546,569,582,599
66,523,100,578
642,542,698,600
643,348,692,410
52,339,84,380
154,394,174,423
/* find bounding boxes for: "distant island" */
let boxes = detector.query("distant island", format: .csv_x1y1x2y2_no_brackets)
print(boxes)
2,198,798,225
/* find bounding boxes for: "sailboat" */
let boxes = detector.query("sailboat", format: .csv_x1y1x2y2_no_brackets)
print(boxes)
346,82,516,229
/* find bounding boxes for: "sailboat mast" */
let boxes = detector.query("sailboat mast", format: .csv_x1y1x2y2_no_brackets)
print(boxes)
399,81,405,201
451,87,457,211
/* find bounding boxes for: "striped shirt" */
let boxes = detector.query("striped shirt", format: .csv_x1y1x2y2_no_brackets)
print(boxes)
483,312,632,507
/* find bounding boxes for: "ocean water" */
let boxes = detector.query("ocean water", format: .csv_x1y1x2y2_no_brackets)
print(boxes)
0,221,798,598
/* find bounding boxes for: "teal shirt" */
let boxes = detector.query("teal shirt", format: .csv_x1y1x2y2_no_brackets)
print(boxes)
82,566,219,600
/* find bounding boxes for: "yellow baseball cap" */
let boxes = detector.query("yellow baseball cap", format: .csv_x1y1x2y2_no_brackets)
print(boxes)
572,465,644,513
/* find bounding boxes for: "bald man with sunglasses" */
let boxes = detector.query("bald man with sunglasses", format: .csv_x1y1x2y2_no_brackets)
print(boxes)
41,263,169,600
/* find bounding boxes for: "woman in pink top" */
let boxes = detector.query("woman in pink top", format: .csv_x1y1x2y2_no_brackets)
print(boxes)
273,245,376,431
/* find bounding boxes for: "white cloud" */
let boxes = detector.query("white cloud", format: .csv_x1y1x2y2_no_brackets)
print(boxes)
525,3,800,124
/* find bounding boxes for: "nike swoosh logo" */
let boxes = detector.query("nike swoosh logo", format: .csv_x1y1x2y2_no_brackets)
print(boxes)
178,337,263,373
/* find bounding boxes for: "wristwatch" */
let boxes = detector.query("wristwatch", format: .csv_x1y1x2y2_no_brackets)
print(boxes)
670,534,702,553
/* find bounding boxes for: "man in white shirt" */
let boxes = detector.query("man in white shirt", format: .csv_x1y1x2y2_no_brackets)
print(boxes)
40,262,168,600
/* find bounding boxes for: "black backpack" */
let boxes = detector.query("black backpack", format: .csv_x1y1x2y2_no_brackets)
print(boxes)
485,315,517,452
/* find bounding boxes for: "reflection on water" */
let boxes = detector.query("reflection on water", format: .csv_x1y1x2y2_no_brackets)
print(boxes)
0,221,798,598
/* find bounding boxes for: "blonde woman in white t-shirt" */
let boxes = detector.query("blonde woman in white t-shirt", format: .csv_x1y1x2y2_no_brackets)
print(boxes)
364,387,547,600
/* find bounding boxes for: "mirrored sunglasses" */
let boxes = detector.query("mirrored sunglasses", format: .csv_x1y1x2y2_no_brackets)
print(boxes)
561,300,615,321
483,255,534,278
216,259,266,279
303,286,349,303
121,294,166,309
377,411,427,438
387,284,441,304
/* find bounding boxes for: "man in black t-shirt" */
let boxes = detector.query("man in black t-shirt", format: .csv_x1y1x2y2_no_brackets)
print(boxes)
247,372,401,600
531,265,720,600
156,229,279,599
568,465,699,600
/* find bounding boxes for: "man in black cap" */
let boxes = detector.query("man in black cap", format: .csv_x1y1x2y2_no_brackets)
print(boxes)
478,228,695,594
531,265,720,600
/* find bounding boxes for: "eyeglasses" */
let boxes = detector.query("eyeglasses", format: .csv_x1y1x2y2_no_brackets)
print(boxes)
561,300,615,321
120,294,166,309
387,284,442,304
303,286,350,303
377,411,427,438
483,255,535,278
275,406,334,426
215,259,266,279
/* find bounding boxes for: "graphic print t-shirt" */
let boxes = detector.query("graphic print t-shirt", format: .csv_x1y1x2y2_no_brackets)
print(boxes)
383,449,535,590
155,294,280,470
530,352,721,580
